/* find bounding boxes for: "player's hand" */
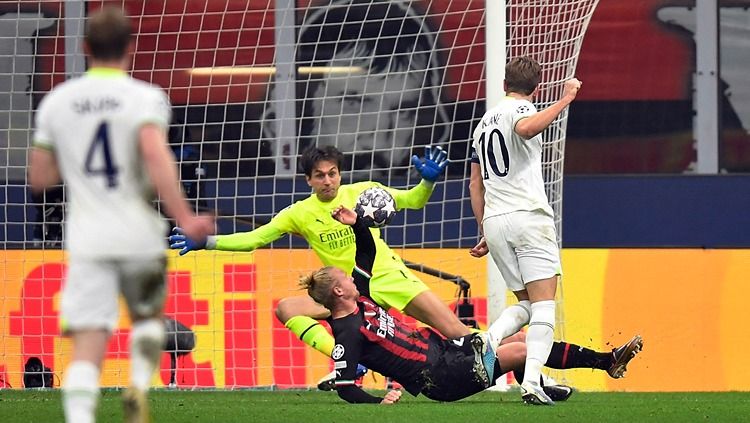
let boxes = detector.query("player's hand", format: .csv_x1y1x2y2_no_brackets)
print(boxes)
331,205,357,225
380,389,402,405
169,225,209,256
563,78,582,102
469,237,489,258
411,145,450,182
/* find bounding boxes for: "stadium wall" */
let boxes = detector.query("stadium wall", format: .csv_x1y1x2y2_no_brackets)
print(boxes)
1,248,749,391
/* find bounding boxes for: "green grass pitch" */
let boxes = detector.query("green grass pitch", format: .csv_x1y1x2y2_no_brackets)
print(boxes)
2,390,748,422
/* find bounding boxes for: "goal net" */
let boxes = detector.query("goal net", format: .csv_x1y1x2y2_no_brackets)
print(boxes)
0,0,598,389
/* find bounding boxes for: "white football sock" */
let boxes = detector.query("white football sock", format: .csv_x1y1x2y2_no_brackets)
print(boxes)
487,300,531,350
523,300,556,386
130,318,165,391
62,360,100,423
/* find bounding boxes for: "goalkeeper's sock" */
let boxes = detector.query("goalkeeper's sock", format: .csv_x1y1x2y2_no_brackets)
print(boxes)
62,360,100,423
546,341,611,370
130,318,166,391
522,300,555,386
285,315,334,357
487,300,530,350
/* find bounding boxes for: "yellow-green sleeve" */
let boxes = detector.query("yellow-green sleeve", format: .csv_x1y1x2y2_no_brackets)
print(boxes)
210,207,296,251
387,180,435,210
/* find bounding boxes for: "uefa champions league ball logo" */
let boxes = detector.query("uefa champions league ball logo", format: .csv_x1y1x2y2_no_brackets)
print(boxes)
354,187,396,227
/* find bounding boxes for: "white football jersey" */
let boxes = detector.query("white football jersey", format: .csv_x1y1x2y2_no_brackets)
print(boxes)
471,96,553,220
34,68,170,258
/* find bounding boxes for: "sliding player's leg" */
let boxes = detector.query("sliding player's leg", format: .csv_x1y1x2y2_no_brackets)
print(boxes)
60,259,118,423
544,335,644,378
120,258,168,423
503,334,644,402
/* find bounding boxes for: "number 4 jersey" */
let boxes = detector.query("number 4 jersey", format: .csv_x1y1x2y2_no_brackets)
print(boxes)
33,68,170,258
471,96,554,220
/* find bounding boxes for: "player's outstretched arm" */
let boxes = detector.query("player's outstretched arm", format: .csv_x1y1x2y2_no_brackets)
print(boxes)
387,145,450,211
515,78,582,140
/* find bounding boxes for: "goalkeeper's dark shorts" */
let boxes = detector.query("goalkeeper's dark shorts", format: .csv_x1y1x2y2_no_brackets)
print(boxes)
420,334,505,402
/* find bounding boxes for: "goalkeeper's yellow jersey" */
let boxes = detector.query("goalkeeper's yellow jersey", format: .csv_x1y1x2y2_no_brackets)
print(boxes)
212,180,434,276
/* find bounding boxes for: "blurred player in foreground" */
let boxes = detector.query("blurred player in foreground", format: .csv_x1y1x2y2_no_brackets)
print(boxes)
28,7,214,422
170,145,475,385
301,205,643,404
469,56,582,405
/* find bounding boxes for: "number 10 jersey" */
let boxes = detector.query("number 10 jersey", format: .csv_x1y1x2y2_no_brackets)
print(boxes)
471,97,554,220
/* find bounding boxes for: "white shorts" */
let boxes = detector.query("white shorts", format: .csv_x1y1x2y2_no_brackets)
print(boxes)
483,210,561,292
61,256,167,333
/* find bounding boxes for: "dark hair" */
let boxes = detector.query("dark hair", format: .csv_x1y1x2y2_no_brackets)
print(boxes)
299,145,345,177
85,7,132,61
505,56,541,96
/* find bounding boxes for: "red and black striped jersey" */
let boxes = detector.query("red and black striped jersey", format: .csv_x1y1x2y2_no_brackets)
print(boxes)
329,217,442,403
330,296,442,398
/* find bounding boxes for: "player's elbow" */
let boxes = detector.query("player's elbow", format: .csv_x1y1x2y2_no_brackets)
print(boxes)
468,178,481,194
513,115,544,139
514,121,537,140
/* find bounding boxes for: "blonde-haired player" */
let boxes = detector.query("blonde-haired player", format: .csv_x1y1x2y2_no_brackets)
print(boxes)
28,7,213,422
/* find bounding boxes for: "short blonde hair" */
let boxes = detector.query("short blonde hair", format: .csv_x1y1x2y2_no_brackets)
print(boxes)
298,266,339,309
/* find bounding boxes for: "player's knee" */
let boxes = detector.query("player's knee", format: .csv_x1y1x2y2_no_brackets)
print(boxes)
503,331,526,344
510,342,526,362
131,318,165,355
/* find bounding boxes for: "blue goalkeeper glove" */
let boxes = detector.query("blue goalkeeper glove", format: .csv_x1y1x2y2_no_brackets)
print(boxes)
169,227,207,256
411,145,450,183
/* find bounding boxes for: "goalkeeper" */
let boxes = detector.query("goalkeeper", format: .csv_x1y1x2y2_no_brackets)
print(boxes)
169,144,474,366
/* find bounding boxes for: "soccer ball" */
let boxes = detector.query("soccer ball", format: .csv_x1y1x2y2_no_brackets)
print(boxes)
354,187,396,227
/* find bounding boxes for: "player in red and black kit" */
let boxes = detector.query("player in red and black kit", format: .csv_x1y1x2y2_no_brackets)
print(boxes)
300,206,643,404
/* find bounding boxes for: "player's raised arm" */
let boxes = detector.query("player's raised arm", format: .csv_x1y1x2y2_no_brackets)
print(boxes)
331,205,376,298
514,78,582,140
410,145,451,184
385,145,450,210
